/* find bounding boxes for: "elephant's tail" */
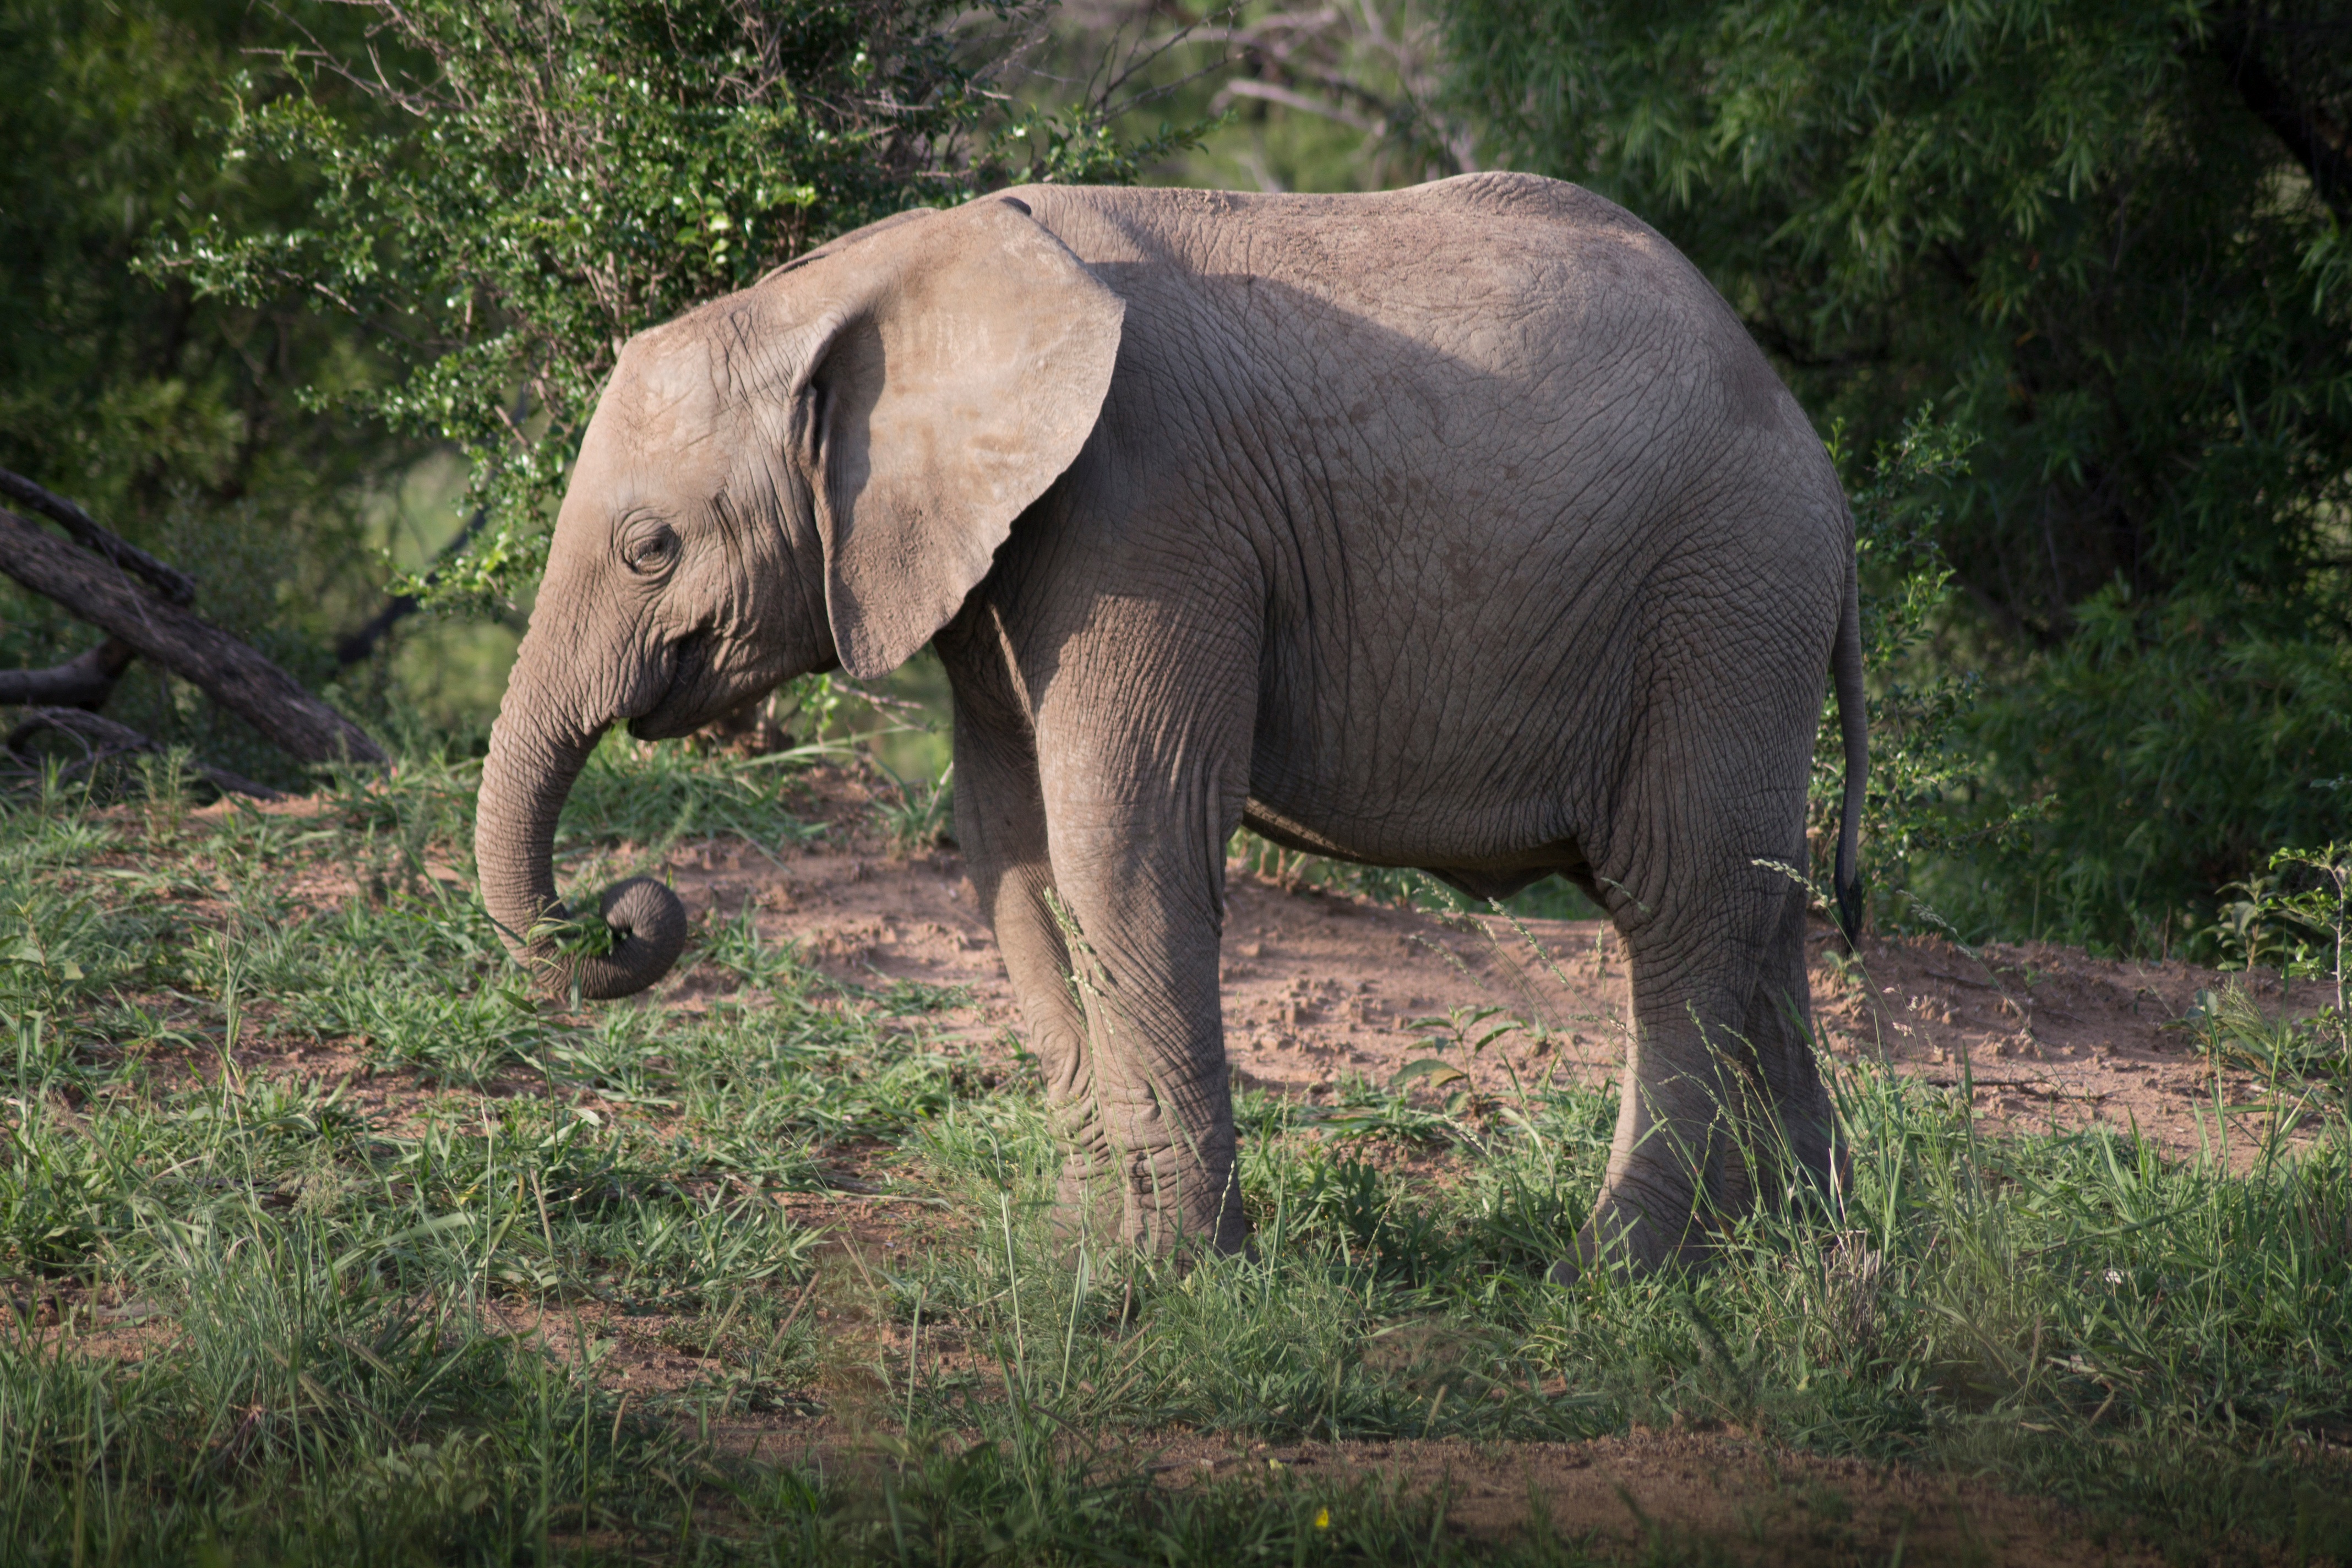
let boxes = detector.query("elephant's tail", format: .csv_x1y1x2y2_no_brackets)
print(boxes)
1832,553,1868,944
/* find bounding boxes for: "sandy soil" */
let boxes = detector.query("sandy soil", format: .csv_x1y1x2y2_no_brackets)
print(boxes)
647,768,2327,1166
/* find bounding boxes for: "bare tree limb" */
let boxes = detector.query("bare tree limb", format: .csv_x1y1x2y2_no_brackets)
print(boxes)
1215,77,1382,132
4,707,285,801
2208,12,2352,222
0,639,135,708
0,469,197,606
0,505,385,769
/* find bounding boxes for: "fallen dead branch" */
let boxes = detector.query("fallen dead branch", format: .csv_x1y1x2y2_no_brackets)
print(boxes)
0,638,134,707
0,502,384,770
0,467,195,606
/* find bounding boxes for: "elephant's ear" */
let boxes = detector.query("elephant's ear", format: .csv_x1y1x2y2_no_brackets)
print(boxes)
795,197,1124,679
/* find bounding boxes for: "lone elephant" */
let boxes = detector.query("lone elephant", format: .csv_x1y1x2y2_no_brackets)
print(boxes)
476,172,1866,1278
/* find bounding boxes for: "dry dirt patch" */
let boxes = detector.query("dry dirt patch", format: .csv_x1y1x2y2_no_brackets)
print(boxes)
184,770,2313,1165
649,803,2323,1164
1145,1429,2160,1567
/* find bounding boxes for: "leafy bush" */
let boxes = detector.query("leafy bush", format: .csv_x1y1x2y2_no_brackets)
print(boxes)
160,0,1163,617
0,1,425,780
1918,594,2352,952
1805,407,2010,918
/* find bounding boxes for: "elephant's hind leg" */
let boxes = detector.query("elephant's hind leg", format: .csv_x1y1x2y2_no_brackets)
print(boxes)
1560,841,1812,1280
1740,875,1843,1215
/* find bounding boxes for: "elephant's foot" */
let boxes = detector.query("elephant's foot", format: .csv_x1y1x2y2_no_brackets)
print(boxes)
1548,1178,1711,1285
1050,1147,1246,1259
1052,1155,1128,1249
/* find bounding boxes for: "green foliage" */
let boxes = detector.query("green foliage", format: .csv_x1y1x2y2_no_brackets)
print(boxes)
1444,0,2352,949
1809,408,2005,907
1224,837,1604,922
0,0,402,542
872,758,957,855
0,0,420,780
2218,842,2352,995
2201,842,2352,1103
1014,0,1474,196
1947,594,2352,950
156,0,1125,614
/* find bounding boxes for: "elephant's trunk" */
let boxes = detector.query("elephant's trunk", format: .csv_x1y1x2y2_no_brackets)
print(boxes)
476,664,687,1000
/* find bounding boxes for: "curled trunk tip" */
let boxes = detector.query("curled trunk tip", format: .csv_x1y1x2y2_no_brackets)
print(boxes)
529,876,690,1000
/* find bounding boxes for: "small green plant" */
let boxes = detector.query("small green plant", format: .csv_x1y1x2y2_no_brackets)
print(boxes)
2216,845,2352,1005
873,760,956,856
1225,832,1604,921
2204,843,2352,1103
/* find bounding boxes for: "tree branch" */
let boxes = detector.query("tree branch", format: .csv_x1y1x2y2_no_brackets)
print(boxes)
2208,13,2352,222
0,639,135,708
0,468,197,605
0,505,385,769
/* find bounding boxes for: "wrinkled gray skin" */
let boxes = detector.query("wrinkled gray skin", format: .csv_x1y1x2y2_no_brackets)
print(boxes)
477,173,1866,1277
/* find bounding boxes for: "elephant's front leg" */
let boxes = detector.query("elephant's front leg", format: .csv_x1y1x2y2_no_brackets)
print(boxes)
948,699,1125,1239
1033,693,1253,1256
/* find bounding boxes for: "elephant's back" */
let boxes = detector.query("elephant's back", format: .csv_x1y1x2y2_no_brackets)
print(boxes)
1021,176,1828,507
1014,172,1675,296
1017,176,1734,375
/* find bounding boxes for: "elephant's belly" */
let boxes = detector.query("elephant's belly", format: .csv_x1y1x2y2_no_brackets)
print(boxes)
1238,797,1591,897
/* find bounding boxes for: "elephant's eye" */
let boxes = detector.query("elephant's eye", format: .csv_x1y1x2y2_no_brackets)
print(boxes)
621,520,678,576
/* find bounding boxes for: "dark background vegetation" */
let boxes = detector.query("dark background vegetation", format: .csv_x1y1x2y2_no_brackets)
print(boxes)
8,0,2352,956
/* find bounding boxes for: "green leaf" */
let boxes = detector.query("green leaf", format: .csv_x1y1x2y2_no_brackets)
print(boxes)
1389,1058,1468,1090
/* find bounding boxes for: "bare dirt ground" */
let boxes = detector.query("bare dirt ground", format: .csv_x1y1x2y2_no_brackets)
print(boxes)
681,1421,2165,1567
654,767,2323,1166
1144,1429,2163,1567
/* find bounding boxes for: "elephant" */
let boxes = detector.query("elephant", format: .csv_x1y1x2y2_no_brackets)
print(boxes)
475,171,1866,1278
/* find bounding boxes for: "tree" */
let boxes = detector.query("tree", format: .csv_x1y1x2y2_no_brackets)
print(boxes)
1446,0,2352,949
1,0,416,778
160,0,1088,615
1009,0,1476,194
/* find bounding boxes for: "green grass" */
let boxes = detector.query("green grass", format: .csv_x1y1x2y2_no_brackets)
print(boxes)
0,744,2347,1563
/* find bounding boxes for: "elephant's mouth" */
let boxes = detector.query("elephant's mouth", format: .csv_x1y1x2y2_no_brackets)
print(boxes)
624,628,790,741
623,629,732,741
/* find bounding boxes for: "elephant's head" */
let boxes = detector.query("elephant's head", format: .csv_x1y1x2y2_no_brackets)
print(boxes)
476,195,1124,998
